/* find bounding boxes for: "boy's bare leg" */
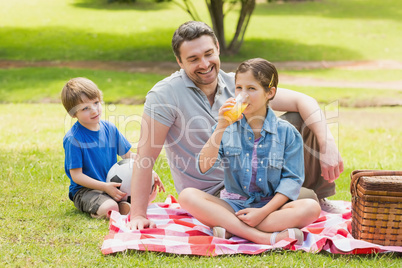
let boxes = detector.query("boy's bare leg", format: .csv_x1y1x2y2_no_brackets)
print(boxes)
93,199,119,219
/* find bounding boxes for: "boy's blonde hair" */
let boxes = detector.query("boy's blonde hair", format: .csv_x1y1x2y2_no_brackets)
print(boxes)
61,77,103,117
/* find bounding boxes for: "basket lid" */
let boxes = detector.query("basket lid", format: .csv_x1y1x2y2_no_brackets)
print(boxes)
360,175,402,192
350,170,402,195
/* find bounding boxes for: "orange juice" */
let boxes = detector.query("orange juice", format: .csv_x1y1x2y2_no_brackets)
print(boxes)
223,93,249,122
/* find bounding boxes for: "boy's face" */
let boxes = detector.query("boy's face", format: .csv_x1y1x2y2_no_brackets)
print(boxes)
74,96,102,131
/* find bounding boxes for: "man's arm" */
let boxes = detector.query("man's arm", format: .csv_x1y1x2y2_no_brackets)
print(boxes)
270,88,344,183
127,113,169,230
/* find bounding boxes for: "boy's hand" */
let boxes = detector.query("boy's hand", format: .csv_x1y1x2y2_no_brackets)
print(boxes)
104,182,127,201
152,171,165,193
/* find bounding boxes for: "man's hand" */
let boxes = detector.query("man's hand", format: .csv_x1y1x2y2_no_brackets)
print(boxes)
126,215,156,230
319,138,344,183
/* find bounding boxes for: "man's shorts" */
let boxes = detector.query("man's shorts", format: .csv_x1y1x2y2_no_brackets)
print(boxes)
73,188,112,215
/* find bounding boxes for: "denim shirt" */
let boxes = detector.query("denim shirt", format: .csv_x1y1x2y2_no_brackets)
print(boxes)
197,108,304,204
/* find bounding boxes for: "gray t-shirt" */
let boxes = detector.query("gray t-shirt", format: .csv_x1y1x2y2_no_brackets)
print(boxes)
144,69,235,195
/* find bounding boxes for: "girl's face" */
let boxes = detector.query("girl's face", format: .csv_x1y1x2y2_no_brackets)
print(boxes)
74,96,102,131
235,70,275,119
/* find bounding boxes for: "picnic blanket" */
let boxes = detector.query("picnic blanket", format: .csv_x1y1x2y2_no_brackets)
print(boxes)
101,195,402,256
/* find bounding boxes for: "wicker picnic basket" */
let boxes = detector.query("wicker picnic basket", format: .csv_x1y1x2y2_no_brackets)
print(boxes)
350,170,402,246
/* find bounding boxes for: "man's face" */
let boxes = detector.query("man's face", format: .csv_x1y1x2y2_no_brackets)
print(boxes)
176,35,220,89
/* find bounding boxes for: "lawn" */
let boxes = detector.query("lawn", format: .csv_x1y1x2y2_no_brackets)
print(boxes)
0,67,165,103
0,67,401,106
0,0,401,62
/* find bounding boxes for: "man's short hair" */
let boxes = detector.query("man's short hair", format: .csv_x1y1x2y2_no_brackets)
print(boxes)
61,77,102,117
172,21,218,62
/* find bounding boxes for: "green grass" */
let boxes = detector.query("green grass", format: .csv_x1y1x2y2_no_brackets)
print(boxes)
0,67,165,103
0,67,400,106
0,103,401,266
282,69,402,82
280,84,402,107
0,0,401,62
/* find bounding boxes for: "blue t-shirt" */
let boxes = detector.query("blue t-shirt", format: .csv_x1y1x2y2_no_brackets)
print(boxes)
63,120,132,200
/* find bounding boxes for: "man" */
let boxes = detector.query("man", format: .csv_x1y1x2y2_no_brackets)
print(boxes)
128,21,344,230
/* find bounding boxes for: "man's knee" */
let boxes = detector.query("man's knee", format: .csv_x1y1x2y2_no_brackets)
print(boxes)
297,187,319,203
279,112,303,132
178,187,199,204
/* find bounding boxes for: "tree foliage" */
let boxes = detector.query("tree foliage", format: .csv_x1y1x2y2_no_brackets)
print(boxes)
172,0,256,55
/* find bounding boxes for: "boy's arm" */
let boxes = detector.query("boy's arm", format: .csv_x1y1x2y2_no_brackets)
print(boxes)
270,88,343,183
121,150,137,160
70,168,126,201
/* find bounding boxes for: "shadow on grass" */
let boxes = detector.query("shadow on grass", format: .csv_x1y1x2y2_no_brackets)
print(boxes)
225,37,362,62
0,67,162,103
72,0,170,11
0,26,174,62
72,0,401,22
254,0,401,21
0,26,361,62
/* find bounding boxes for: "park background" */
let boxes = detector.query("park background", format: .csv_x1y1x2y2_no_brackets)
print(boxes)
0,0,401,266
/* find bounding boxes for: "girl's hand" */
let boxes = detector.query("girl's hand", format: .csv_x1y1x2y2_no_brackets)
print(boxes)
218,98,243,128
235,208,267,227
104,182,127,201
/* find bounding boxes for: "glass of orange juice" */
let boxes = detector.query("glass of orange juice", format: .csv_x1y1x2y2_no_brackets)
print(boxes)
223,92,249,122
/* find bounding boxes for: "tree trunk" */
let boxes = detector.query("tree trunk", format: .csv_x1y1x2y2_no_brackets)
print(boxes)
206,0,256,55
206,0,226,50
227,0,255,54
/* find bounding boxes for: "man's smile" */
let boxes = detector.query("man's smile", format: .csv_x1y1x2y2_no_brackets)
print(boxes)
198,66,214,75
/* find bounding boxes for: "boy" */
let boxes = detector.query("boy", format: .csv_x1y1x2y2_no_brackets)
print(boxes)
61,77,164,219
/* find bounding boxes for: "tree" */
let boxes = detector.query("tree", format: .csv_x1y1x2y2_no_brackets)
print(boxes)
171,0,256,55
110,0,256,55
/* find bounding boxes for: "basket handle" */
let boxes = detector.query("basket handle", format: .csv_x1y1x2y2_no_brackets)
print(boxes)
350,170,402,195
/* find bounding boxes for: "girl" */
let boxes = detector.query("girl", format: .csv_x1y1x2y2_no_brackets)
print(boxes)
179,58,321,245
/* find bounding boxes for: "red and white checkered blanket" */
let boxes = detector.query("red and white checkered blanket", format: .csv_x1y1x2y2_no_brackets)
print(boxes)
101,195,402,255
